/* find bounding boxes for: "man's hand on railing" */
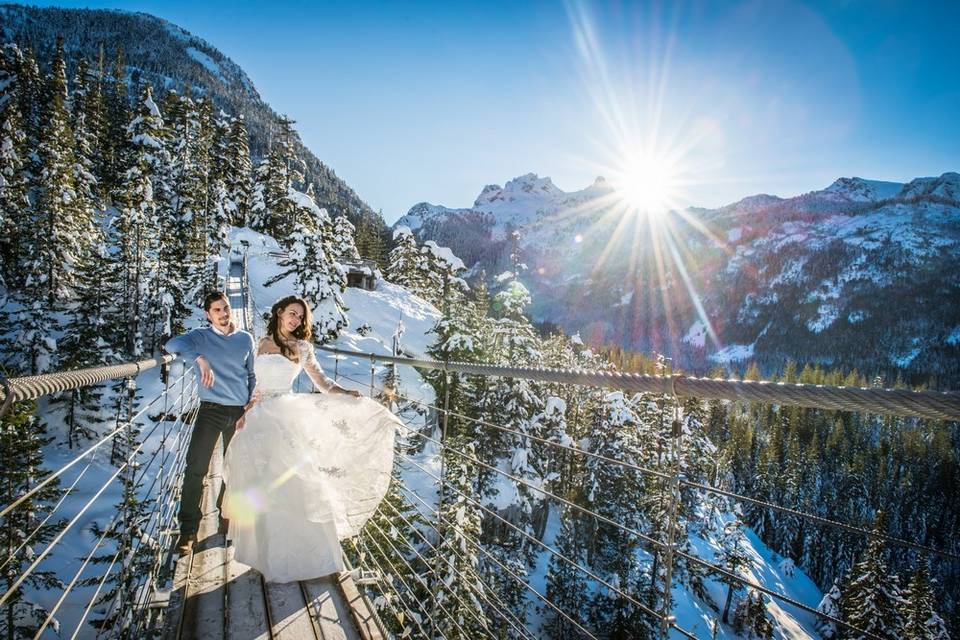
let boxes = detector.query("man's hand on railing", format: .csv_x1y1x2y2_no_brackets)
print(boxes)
196,356,215,388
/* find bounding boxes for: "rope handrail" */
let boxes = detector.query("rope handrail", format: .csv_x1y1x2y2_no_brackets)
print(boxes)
319,345,960,421
0,354,176,407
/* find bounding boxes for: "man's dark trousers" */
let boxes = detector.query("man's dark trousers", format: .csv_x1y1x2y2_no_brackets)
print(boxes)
179,402,244,536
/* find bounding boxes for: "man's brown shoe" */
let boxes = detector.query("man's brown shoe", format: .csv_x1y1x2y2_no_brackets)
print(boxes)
176,532,196,556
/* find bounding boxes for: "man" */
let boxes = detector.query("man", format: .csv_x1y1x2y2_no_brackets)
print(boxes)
165,291,257,555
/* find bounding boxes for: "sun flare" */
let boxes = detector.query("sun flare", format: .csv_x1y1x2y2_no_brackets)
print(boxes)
612,153,679,215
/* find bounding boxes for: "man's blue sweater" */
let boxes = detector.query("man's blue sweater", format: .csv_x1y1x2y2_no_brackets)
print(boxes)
165,326,257,407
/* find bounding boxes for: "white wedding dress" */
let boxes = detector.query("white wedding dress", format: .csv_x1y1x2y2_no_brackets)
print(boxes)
222,341,398,582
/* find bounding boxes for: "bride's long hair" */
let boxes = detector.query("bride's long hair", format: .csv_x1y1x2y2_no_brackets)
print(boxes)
266,296,313,358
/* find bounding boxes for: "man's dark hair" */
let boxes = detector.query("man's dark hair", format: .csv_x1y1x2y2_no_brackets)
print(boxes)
203,291,229,311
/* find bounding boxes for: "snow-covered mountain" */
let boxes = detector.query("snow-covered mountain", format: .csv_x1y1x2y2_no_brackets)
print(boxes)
0,3,382,229
396,171,960,383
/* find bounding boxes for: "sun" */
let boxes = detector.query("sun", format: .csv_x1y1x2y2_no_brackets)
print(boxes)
612,152,679,215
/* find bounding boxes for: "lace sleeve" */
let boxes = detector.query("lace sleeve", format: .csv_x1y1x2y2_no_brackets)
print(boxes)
299,341,334,391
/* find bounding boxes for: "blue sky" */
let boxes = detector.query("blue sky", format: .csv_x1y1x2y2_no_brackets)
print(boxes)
28,0,960,221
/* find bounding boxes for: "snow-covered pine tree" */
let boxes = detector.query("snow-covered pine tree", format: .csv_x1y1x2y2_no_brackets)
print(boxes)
354,214,386,266
732,590,774,639
429,437,491,638
250,116,298,240
901,557,951,640
69,56,101,242
14,47,43,164
543,505,590,638
815,580,843,639
424,241,468,307
224,114,252,226
718,518,750,624
162,90,209,324
841,514,906,639
583,392,649,636
265,192,347,341
386,226,422,292
0,399,64,638
113,84,165,357
84,385,157,637
56,233,122,447
0,45,31,289
528,396,571,538
29,37,82,306
102,45,129,195
331,215,361,262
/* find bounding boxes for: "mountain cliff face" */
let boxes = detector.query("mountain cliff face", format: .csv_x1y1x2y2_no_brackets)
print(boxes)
397,172,960,384
0,3,381,227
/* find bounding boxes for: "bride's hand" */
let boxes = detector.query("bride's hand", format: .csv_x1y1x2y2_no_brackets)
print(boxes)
345,389,362,399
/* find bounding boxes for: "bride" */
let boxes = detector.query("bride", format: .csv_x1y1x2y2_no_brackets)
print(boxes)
222,295,398,582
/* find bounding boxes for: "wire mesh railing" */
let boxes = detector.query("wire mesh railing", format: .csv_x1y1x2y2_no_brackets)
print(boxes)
0,355,199,639
327,348,958,640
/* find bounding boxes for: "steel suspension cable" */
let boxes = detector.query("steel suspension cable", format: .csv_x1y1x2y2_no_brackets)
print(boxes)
363,375,960,562
0,393,170,608
0,461,92,575
364,515,495,638
320,345,960,421
0,354,176,406
383,390,878,640
405,428,878,639
349,536,443,640
33,503,125,638
397,451,682,635
384,456,600,640
74,542,123,640
378,495,540,640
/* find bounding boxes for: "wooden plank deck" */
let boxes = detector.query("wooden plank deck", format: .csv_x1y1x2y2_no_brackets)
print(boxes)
162,443,385,640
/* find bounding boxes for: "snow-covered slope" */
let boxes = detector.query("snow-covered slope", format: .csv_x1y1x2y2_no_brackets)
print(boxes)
397,171,960,383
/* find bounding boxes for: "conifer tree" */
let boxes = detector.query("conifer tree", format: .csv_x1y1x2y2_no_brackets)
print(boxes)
14,47,43,160
429,438,489,638
841,515,906,639
901,557,950,640
543,506,589,638
815,580,843,640
732,590,774,639
386,226,422,291
719,518,750,624
332,215,361,262
224,114,252,226
69,57,101,241
30,37,82,306
57,233,122,446
265,193,347,341
103,45,129,195
0,399,64,638
114,85,166,356
0,46,30,288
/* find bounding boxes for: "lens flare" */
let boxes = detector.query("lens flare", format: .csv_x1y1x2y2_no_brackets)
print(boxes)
612,152,680,215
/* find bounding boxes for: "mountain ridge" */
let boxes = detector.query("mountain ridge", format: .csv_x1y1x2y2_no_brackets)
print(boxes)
395,171,960,384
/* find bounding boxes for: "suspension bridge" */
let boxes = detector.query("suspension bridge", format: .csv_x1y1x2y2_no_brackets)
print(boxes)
1,242,959,639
